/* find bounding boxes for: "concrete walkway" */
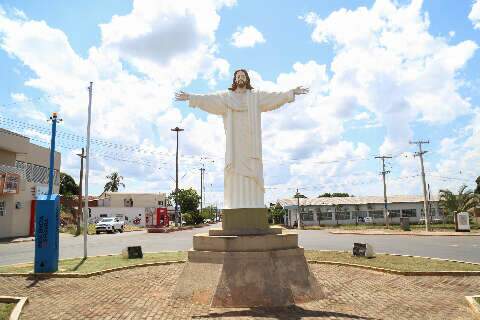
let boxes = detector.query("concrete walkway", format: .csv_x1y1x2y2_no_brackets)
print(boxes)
1,263,479,319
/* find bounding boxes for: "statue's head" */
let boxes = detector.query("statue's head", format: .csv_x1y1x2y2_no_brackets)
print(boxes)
228,69,254,91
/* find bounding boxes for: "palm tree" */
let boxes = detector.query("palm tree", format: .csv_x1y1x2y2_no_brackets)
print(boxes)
104,172,125,193
439,185,479,223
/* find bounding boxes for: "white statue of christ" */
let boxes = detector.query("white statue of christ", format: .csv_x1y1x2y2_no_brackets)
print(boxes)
176,69,308,209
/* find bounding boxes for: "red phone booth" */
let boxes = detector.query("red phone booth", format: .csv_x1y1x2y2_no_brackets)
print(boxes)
146,207,170,233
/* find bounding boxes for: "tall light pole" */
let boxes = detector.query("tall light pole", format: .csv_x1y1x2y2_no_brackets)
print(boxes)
171,127,184,227
295,188,302,230
375,155,392,228
410,140,430,232
84,82,93,258
200,166,205,214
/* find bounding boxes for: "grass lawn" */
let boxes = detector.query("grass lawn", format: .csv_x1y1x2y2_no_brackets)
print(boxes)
304,250,480,272
1,250,478,274
0,251,187,274
0,303,15,320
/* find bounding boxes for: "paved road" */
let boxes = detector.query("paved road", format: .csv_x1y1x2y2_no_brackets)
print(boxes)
1,224,479,265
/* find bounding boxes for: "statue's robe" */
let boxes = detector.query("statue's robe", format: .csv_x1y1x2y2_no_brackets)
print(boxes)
189,89,295,209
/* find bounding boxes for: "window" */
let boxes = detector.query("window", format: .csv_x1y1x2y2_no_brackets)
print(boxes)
402,209,417,217
389,210,401,218
302,212,313,221
320,212,332,220
158,200,164,206
0,201,5,216
100,214,108,218
336,212,351,220
124,198,133,207
3,174,19,194
369,210,384,219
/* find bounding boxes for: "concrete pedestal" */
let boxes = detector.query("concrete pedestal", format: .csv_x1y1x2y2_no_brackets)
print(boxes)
173,208,323,307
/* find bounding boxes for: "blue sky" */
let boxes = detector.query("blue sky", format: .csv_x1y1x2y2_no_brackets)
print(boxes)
0,0,479,206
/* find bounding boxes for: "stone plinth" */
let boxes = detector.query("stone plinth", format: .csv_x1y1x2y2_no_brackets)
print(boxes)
173,207,323,307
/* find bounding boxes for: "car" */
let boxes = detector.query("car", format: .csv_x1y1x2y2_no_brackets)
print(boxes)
95,217,124,234
363,217,373,224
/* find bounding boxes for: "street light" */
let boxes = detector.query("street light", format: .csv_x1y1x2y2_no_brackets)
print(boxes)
171,127,184,227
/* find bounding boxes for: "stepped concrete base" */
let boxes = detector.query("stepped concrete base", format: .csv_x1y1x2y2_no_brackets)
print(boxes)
174,247,323,307
173,207,323,307
193,232,298,252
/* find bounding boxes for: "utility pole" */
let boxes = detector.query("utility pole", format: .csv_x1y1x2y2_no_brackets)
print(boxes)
375,155,392,228
200,166,205,214
171,127,184,227
76,148,85,236
410,140,430,232
84,82,93,259
295,188,302,230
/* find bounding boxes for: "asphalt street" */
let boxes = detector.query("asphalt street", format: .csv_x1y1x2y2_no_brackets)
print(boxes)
1,223,479,266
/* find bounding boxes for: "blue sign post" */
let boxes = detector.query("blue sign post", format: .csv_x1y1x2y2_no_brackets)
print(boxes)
34,112,62,273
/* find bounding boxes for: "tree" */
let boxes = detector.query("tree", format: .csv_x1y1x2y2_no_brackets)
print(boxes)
104,172,125,192
169,188,201,224
268,203,286,224
293,193,307,198
439,185,479,222
59,172,79,196
318,192,351,198
475,176,480,194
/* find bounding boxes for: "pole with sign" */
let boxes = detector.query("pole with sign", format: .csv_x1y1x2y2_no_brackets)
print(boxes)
34,112,62,273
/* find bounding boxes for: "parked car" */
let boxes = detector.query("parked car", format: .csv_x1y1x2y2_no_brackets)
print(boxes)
95,217,124,234
363,217,373,224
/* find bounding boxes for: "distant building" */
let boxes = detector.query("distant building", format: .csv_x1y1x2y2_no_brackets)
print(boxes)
277,195,441,227
0,128,61,239
89,192,170,227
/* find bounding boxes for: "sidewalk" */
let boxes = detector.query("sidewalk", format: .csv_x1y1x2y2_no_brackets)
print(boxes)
1,263,478,319
328,229,480,236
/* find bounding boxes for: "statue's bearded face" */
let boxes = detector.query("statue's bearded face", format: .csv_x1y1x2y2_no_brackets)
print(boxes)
235,71,247,88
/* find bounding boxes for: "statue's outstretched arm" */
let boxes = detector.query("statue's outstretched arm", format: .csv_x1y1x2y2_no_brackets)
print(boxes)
178,91,226,116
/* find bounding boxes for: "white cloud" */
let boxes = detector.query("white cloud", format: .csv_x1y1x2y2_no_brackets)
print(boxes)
0,1,234,199
469,0,480,29
303,0,477,157
231,25,265,48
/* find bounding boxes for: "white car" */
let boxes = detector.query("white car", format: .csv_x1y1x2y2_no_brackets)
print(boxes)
363,217,373,224
95,217,124,234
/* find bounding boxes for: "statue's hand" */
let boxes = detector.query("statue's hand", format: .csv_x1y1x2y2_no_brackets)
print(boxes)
175,91,190,101
293,86,309,95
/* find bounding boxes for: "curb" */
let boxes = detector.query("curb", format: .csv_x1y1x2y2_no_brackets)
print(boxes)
328,230,480,236
0,260,186,278
0,296,28,320
466,295,480,318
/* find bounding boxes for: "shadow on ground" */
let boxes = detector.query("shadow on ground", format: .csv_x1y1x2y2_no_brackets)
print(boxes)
193,305,379,320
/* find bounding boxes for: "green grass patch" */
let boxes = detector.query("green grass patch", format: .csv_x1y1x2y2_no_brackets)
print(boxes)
304,250,480,272
0,303,15,320
2,250,478,275
0,251,187,274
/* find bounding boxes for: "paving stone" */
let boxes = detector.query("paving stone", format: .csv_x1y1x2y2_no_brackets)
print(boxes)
0,263,479,319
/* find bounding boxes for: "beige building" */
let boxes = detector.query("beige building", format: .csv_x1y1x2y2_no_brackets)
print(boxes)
97,192,167,208
0,128,61,239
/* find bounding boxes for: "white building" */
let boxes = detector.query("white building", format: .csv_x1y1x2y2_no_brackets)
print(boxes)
89,192,169,227
277,195,441,227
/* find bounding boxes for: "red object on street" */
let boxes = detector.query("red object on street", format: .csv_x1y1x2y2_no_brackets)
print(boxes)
29,199,36,237
146,207,169,233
